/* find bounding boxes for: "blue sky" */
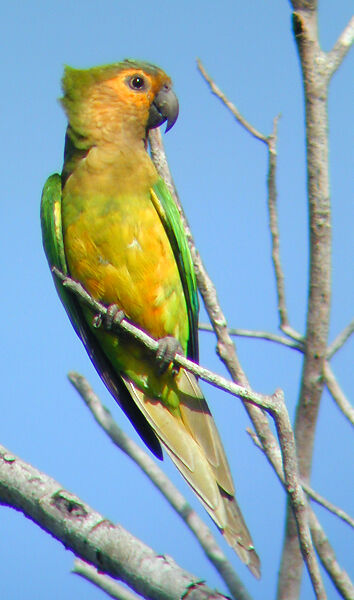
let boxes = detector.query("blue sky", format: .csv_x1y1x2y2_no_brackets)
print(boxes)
0,1,352,598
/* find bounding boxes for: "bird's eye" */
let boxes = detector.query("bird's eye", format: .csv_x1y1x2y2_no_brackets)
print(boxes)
129,75,146,90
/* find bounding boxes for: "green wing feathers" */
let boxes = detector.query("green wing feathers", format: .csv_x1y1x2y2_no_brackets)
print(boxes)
41,173,94,345
40,174,66,274
151,180,199,361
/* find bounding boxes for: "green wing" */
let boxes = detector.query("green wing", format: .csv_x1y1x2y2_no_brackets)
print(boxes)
151,178,199,361
40,173,163,458
41,173,83,339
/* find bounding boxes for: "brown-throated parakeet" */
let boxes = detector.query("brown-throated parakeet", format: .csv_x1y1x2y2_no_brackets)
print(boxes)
41,60,260,577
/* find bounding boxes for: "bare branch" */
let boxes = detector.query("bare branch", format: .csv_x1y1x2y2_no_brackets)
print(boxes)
327,319,354,359
326,15,354,79
270,392,327,599
247,428,354,595
266,115,290,331
0,445,229,600
197,61,303,341
247,427,354,528
266,117,302,341
68,372,251,600
200,316,353,440
309,512,354,599
73,559,142,600
200,320,353,434
304,484,354,529
197,60,267,144
199,322,303,352
278,5,334,596
290,0,318,10
323,362,354,426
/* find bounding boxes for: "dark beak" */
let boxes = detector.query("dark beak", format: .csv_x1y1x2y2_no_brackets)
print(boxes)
147,86,179,133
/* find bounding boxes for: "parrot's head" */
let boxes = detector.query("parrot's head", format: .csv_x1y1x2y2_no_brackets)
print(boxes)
61,60,179,147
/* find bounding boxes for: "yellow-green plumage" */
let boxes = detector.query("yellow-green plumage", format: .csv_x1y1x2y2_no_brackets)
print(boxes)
62,148,188,408
41,60,260,577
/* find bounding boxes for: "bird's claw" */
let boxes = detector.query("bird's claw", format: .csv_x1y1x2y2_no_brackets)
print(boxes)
156,336,182,374
105,304,125,329
93,304,125,330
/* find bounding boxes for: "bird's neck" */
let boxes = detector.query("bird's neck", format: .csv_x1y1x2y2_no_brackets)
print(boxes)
61,128,158,196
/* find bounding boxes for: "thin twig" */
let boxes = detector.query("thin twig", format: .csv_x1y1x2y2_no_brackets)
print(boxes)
73,559,142,600
309,512,354,599
327,319,354,359
323,362,354,426
266,114,290,332
303,483,354,529
199,324,303,352
53,267,324,599
326,15,354,79
266,118,301,342
247,428,354,528
197,60,303,342
68,372,251,600
197,60,267,144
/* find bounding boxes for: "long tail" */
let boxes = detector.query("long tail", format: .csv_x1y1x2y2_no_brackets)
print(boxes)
121,369,261,578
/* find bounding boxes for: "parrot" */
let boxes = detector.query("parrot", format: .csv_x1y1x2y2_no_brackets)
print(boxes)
40,59,260,578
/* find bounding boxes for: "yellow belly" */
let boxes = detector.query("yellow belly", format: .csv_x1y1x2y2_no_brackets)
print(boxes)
62,189,189,350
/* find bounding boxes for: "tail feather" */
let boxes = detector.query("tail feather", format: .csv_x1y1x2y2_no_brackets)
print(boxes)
221,489,261,578
121,370,260,578
178,370,235,494
121,374,220,509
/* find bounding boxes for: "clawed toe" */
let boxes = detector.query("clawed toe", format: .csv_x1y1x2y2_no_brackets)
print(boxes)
105,304,125,329
93,304,125,330
156,336,182,374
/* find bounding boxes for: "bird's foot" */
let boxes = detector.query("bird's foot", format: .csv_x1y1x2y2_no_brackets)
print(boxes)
156,336,182,374
93,304,125,330
105,304,125,330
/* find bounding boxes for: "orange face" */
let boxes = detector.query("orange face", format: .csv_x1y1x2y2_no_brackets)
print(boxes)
104,67,171,114
77,66,176,143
